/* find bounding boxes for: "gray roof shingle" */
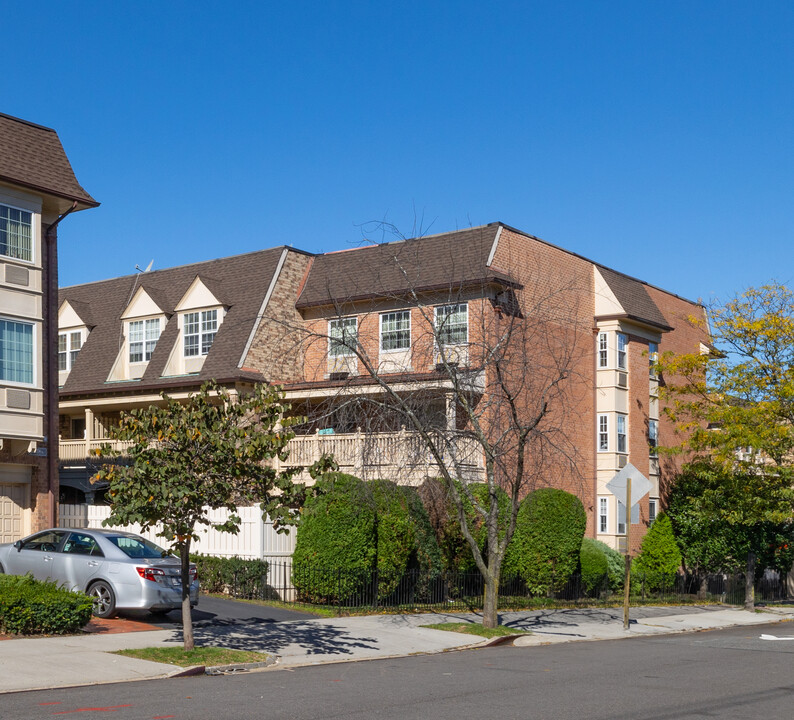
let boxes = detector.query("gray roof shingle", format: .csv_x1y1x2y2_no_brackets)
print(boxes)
0,113,97,207
59,247,289,396
597,265,672,330
296,225,511,308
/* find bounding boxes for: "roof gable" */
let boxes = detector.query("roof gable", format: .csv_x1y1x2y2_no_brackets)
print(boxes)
174,276,223,312
120,286,165,320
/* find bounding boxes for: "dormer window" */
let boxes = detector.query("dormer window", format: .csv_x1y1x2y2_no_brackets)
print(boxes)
129,318,160,363
58,331,83,371
0,203,33,263
184,309,218,357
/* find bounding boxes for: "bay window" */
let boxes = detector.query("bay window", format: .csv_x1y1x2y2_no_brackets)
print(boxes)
0,204,33,262
0,319,33,384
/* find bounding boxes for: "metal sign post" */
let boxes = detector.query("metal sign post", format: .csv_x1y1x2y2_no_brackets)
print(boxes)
606,463,651,632
623,476,631,630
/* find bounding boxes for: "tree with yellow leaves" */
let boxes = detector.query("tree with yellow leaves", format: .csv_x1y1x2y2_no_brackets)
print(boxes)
659,283,794,608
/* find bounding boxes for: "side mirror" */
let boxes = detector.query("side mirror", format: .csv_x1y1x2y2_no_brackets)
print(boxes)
13,540,22,552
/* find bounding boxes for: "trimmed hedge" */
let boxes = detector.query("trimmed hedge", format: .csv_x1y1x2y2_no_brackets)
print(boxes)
505,488,586,595
292,473,442,603
189,554,270,598
632,512,682,592
0,574,93,635
580,538,624,595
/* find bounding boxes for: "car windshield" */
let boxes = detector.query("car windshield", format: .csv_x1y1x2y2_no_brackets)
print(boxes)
106,535,170,559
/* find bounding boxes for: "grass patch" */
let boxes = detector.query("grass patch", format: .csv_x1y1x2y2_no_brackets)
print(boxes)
115,646,269,667
421,622,528,639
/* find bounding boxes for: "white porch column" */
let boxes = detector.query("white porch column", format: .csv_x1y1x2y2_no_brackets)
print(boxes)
84,407,94,457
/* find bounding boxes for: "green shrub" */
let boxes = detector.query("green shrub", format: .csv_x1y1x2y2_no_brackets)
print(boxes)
580,538,624,595
506,488,586,595
189,555,270,599
292,473,442,603
632,512,682,591
0,574,93,635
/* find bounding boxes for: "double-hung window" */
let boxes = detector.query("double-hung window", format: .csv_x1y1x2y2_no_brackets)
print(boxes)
599,498,608,533
617,333,627,370
648,419,658,455
435,304,468,346
617,501,626,535
58,331,83,371
617,414,627,453
598,414,609,451
0,319,33,384
329,318,357,357
184,309,218,357
0,204,33,262
380,311,410,352
598,332,608,368
129,319,160,363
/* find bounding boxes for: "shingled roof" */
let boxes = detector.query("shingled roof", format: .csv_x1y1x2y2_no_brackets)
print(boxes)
296,224,514,308
0,113,97,208
59,247,291,396
597,265,672,331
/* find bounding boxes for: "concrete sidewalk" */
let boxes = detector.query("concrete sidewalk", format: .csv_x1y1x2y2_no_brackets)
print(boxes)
1,605,793,694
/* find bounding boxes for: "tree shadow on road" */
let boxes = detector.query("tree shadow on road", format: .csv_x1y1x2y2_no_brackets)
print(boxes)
168,619,379,656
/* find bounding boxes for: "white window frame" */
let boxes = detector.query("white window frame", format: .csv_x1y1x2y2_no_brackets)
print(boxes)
648,341,658,377
648,419,658,456
617,332,627,370
434,303,468,346
599,497,608,534
0,317,35,386
598,331,608,368
128,318,161,364
648,498,657,524
598,413,609,452
380,310,411,353
329,317,357,358
0,202,34,264
58,330,84,371
617,414,627,454
183,308,219,357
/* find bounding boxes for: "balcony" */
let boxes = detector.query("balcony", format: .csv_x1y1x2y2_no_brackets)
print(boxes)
60,431,485,485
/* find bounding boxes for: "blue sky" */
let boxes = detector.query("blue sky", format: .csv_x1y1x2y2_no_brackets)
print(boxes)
3,2,792,303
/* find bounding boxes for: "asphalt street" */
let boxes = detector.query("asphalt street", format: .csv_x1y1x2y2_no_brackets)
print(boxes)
138,594,316,627
6,622,794,719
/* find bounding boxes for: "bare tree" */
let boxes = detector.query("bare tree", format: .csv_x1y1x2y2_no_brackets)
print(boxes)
278,224,592,627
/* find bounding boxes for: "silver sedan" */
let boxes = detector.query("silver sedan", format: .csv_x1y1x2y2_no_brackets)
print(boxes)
0,528,199,618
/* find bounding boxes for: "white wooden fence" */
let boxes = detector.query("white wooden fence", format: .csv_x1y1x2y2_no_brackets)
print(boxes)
58,504,296,568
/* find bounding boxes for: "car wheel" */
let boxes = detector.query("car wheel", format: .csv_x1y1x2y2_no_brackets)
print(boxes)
0,562,4,574
89,580,116,619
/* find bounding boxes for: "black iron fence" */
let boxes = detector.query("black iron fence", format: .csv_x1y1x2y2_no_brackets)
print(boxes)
215,562,790,612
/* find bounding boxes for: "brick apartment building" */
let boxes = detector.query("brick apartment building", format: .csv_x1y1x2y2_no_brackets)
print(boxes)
0,113,97,541
55,222,708,551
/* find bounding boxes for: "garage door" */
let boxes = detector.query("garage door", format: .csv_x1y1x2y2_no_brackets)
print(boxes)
0,483,27,543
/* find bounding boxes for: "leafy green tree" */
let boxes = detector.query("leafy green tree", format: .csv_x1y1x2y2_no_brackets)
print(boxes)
632,513,681,592
668,460,794,605
658,283,794,608
94,381,313,649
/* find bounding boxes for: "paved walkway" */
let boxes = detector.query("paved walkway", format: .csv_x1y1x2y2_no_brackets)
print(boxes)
1,605,793,694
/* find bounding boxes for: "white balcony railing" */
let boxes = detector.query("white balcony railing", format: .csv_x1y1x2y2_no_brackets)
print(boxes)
60,430,485,485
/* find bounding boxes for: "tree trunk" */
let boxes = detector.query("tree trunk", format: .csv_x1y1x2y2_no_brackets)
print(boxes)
482,573,499,628
181,538,194,651
744,551,756,612
698,575,708,601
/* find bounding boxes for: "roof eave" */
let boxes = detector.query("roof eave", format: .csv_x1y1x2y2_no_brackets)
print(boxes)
0,174,99,210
